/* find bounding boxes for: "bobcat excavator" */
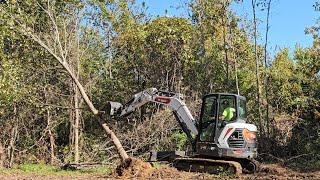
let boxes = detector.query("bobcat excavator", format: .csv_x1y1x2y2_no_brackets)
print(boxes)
106,88,259,174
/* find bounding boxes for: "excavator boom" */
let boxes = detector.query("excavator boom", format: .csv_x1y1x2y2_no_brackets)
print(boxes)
106,88,198,141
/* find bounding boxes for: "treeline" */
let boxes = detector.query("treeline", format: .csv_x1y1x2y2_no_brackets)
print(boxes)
0,0,319,168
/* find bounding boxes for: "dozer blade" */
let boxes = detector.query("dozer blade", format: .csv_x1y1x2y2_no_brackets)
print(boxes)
173,157,243,175
106,101,123,116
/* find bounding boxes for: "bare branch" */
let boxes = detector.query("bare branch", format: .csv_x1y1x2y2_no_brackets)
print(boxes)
38,1,66,61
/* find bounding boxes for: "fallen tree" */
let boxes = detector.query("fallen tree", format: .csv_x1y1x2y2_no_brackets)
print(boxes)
1,1,131,166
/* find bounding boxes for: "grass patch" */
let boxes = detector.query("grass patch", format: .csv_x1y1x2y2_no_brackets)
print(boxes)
150,162,168,168
0,163,111,176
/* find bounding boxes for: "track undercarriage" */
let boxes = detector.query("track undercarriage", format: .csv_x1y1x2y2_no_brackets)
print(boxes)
150,151,259,175
174,157,259,175
173,157,243,175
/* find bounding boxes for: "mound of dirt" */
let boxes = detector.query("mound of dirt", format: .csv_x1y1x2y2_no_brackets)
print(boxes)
115,158,153,179
114,158,190,179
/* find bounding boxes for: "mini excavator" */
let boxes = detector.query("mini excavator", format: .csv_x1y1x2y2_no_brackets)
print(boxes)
106,88,259,174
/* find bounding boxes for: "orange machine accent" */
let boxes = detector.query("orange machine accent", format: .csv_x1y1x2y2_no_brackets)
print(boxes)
243,129,256,143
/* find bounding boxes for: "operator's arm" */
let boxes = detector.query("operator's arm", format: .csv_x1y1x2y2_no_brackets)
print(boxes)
222,109,228,117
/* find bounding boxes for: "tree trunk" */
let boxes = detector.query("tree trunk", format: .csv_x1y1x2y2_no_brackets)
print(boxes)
8,105,18,168
74,84,80,163
222,9,229,90
251,0,263,135
264,0,272,137
8,125,18,168
69,82,75,151
0,142,5,168
45,87,56,165
101,124,130,162
62,61,129,165
62,61,99,115
47,109,56,165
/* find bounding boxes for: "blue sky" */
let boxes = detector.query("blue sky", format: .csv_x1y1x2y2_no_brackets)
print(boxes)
231,0,319,54
137,0,320,56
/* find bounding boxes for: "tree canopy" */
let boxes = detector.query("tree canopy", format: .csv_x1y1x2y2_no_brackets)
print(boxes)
0,0,319,169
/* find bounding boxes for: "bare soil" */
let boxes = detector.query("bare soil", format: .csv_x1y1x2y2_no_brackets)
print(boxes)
243,164,320,180
0,163,319,179
111,159,320,179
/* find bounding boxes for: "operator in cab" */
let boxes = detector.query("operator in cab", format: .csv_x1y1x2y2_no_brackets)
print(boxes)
221,100,236,121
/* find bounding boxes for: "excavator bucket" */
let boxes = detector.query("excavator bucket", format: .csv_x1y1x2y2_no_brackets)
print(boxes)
106,101,123,116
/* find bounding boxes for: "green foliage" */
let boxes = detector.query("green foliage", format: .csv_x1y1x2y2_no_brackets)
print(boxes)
0,58,23,105
288,102,320,154
171,131,188,151
0,0,319,167
112,17,196,94
0,163,109,176
269,49,296,111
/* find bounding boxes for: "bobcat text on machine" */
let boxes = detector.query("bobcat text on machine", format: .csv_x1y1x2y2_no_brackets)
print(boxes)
106,88,259,174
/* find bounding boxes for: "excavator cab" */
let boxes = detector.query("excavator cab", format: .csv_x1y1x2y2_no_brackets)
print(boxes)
199,94,246,142
196,93,257,161
174,93,258,174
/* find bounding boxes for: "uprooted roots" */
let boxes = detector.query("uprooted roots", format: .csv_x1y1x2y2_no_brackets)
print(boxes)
116,158,153,178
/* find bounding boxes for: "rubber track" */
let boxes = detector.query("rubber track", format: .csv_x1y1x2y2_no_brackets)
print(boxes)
173,157,243,175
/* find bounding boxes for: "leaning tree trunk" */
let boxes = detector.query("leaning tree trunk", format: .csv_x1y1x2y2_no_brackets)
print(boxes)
64,63,130,163
3,4,130,164
101,124,129,162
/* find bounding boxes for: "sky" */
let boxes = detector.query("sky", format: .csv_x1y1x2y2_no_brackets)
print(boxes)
136,0,320,56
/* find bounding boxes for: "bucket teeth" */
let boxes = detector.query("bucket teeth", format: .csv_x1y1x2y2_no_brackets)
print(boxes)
106,101,123,116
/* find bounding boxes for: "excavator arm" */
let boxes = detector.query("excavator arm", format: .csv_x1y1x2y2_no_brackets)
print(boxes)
106,88,198,142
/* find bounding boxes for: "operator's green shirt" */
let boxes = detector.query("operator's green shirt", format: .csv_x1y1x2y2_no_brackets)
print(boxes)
223,107,236,121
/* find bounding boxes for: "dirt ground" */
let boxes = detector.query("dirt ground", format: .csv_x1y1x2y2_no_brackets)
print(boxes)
0,162,319,180
243,164,320,180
